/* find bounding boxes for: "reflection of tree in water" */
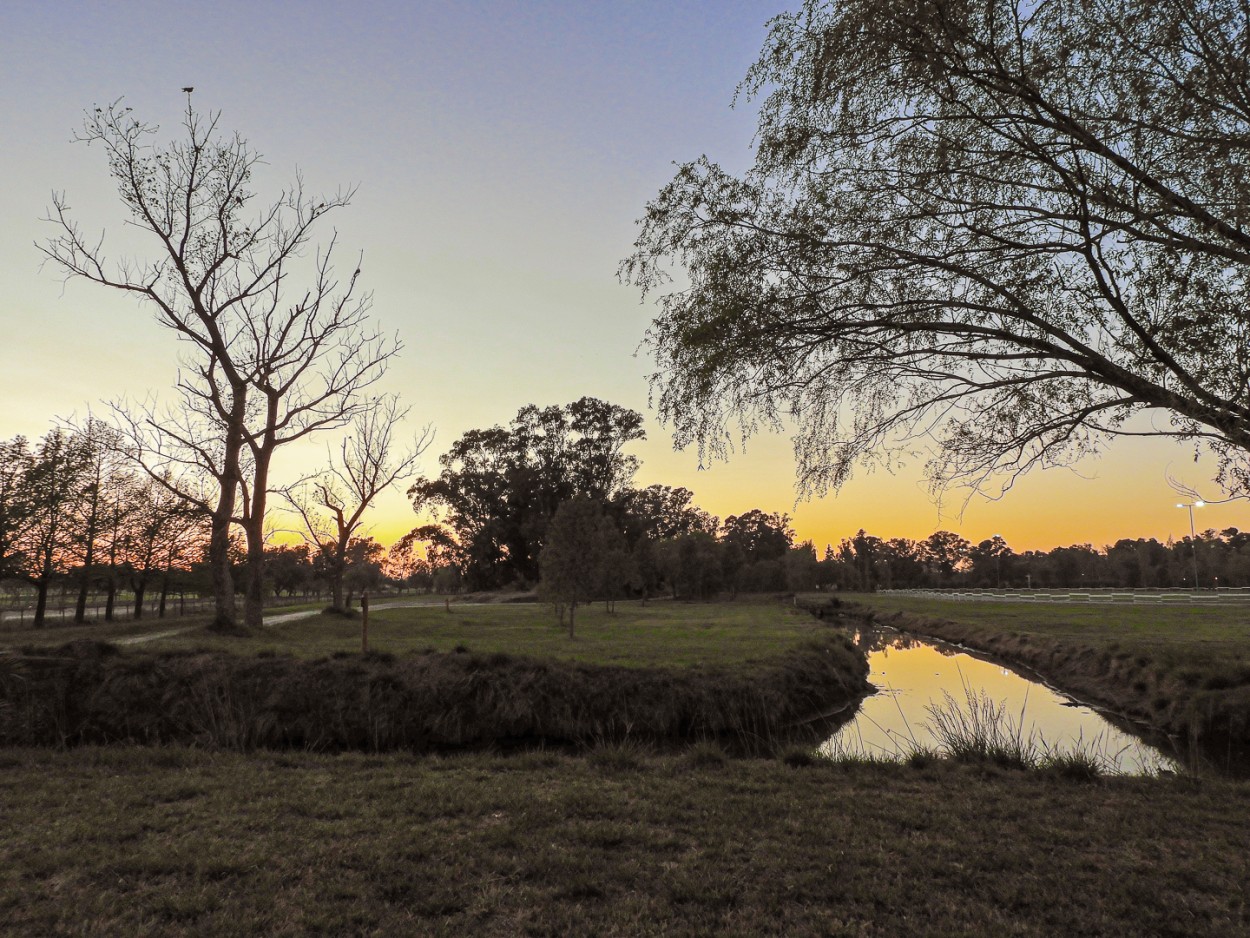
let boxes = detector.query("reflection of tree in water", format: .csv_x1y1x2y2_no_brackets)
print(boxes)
854,627,962,657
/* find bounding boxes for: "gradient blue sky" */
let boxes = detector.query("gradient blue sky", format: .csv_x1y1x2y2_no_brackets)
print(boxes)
1,1,1241,551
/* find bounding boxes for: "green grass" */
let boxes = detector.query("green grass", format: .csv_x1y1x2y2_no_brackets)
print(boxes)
0,601,328,650
1,746,1247,936
847,593,1249,653
121,599,826,669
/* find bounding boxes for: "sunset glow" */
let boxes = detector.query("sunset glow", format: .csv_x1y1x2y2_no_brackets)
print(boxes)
1,1,1241,554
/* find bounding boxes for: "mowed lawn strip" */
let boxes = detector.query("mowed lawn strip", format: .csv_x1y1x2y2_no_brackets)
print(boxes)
110,599,827,669
1,746,1247,937
0,601,329,651
839,593,1250,752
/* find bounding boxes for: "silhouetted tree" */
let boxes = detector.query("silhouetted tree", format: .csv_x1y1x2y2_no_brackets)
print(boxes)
7,430,93,627
540,495,622,636
919,532,972,586
410,398,644,589
43,99,397,632
619,484,718,544
283,396,431,612
719,510,794,564
625,0,1250,505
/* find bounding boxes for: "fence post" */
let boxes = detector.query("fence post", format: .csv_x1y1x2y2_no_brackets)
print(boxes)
361,591,370,654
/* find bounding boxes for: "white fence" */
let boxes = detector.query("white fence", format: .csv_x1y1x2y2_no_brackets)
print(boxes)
877,587,1250,606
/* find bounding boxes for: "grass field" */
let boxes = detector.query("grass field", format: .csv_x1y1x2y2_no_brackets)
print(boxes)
78,599,829,669
834,593,1250,765
845,594,1249,655
0,599,868,753
0,601,329,650
1,746,1247,936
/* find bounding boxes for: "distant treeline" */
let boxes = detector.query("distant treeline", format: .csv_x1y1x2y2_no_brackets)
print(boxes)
388,399,1250,598
821,529,1250,591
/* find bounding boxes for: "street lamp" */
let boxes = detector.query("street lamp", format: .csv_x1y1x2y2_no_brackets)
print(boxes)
1176,500,1204,589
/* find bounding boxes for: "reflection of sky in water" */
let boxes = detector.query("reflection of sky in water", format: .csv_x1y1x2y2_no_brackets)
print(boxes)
824,633,1178,775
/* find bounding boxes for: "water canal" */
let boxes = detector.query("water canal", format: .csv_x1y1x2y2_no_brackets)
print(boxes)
822,628,1180,774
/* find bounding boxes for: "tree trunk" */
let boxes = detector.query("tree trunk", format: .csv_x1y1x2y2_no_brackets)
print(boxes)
158,572,169,618
33,582,48,629
207,387,247,633
133,580,147,620
329,546,347,612
73,477,101,624
104,574,115,622
241,416,277,632
242,514,266,632
567,601,576,639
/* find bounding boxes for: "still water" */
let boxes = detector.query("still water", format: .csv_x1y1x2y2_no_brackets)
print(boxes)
822,629,1179,775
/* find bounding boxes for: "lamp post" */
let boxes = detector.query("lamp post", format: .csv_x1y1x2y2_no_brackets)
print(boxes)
1176,501,1204,590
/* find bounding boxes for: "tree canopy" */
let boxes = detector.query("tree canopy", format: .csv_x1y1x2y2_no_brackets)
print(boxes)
408,398,645,589
624,0,1250,501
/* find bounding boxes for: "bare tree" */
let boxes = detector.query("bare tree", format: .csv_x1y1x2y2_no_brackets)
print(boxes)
624,0,1250,504
282,395,432,613
42,98,400,630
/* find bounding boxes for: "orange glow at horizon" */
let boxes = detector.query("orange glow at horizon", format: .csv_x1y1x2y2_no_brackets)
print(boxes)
295,422,1245,558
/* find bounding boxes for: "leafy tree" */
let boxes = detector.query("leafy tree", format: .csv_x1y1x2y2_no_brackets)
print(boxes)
410,398,644,589
0,437,33,582
718,510,794,564
44,99,397,632
123,476,204,619
64,417,126,623
625,0,1250,503
785,541,820,592
967,535,1015,588
342,537,386,606
619,484,718,543
539,495,622,636
919,531,972,586
7,430,93,627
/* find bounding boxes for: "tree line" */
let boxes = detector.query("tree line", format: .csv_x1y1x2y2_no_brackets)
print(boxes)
398,396,1250,635
825,529,1250,592
1,423,207,626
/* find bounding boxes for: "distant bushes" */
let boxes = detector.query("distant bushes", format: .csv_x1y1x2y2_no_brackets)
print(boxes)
0,636,868,753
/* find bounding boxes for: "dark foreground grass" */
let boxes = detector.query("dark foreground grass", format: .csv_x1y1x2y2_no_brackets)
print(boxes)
127,599,826,668
1,746,1247,936
833,594,1250,764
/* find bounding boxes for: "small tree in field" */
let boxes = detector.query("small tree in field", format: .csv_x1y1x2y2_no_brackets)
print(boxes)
539,495,622,637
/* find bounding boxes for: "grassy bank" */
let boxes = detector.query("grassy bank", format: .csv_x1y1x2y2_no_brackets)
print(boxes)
834,594,1250,765
0,602,869,753
1,746,1247,936
121,599,826,667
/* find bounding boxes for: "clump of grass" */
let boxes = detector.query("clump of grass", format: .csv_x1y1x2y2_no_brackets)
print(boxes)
682,739,728,769
1038,747,1106,782
925,686,1039,769
779,745,817,768
585,737,650,772
905,746,941,769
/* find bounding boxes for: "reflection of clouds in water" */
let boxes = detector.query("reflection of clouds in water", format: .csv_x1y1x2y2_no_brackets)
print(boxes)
827,633,1178,775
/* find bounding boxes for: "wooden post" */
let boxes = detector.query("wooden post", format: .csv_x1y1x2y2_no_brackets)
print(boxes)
361,590,369,654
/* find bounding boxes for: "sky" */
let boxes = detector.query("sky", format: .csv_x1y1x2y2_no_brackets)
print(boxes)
1,0,1242,554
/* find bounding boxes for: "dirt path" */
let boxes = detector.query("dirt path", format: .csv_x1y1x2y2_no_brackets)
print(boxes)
113,599,447,646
